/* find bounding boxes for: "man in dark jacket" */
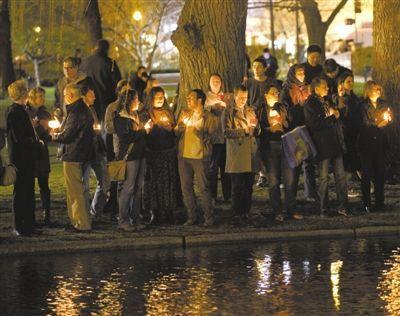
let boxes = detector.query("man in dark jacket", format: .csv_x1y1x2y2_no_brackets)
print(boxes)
80,39,122,121
52,83,95,231
6,80,42,236
322,58,352,95
304,77,348,217
258,47,279,78
301,44,323,85
54,57,95,121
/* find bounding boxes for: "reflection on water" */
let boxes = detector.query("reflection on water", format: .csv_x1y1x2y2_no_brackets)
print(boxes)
144,267,217,315
379,248,400,315
330,260,343,311
0,237,398,315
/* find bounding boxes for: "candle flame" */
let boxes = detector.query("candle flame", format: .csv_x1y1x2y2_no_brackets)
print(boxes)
49,119,61,129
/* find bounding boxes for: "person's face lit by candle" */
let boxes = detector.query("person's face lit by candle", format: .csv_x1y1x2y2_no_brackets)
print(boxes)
209,75,222,94
295,67,305,83
264,86,279,107
153,92,165,108
307,52,320,67
342,75,354,92
187,91,200,111
315,80,329,98
129,94,140,113
234,90,248,109
368,84,381,103
29,91,45,108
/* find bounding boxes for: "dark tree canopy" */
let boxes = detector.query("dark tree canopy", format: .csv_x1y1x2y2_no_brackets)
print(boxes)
0,0,15,92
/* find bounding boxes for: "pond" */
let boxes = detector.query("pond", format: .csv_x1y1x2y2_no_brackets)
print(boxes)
1,237,400,315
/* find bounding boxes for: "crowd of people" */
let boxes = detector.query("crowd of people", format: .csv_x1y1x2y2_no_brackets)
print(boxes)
2,39,398,236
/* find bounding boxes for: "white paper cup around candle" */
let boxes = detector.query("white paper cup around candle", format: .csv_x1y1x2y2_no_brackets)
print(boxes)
48,120,61,129
94,124,101,131
269,110,279,117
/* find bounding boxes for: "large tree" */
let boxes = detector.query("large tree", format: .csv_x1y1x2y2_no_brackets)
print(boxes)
298,0,348,58
373,0,400,107
0,0,15,92
83,0,103,46
171,0,247,112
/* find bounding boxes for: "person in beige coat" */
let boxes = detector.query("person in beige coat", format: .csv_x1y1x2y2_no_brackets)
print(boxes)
175,89,217,227
224,85,259,221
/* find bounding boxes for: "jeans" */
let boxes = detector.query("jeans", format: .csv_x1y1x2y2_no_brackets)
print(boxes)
209,144,231,201
118,159,146,226
178,158,214,223
231,173,255,216
84,157,110,216
318,155,348,212
263,141,298,216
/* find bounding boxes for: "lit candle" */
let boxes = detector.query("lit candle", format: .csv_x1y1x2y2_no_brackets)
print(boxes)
160,115,169,123
383,108,392,122
48,119,61,129
269,110,279,117
93,124,101,131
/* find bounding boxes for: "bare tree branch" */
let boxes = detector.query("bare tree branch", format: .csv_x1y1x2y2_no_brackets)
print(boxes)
325,0,348,26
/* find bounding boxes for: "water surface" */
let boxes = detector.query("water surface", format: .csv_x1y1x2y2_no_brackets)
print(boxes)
1,237,400,315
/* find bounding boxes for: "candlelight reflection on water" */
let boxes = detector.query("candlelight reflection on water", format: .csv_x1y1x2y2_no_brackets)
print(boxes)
379,248,400,315
144,267,217,315
330,260,343,311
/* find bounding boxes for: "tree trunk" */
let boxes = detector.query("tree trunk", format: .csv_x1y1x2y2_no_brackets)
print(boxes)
171,0,247,113
299,0,348,60
373,0,400,107
83,0,103,47
33,59,40,87
0,0,15,92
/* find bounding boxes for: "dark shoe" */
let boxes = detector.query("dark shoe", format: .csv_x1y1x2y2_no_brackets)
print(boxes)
275,214,284,222
256,176,268,187
363,206,371,214
320,209,328,218
338,209,349,217
290,212,303,220
203,219,215,227
183,219,196,226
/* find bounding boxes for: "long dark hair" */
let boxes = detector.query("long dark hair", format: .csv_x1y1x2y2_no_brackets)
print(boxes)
118,89,138,113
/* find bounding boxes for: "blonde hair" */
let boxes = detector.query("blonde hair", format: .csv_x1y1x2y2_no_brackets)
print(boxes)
64,83,82,98
363,80,383,99
28,87,45,104
8,80,28,102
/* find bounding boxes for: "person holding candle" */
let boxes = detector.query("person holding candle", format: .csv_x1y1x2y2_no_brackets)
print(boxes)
143,86,178,224
175,89,217,227
205,73,231,205
51,83,95,231
114,89,153,231
357,81,392,212
245,58,279,188
259,84,303,222
81,86,110,218
333,72,362,178
26,87,52,226
280,64,318,203
6,80,42,236
304,77,348,217
224,85,259,224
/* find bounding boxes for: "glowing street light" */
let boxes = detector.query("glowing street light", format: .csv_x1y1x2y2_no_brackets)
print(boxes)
34,26,41,33
132,11,142,21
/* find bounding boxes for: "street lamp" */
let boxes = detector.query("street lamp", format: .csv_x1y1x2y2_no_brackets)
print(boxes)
132,11,142,21
34,26,41,33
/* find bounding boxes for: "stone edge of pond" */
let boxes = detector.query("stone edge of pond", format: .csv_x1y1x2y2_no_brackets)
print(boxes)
1,226,399,257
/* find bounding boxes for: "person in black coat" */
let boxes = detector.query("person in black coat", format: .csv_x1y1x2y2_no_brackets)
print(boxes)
357,81,393,212
52,83,95,231
304,77,348,217
26,87,52,225
6,80,42,236
80,39,122,121
333,72,362,173
301,44,323,85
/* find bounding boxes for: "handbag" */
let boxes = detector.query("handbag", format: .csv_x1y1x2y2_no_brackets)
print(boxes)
0,145,17,186
107,143,134,181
